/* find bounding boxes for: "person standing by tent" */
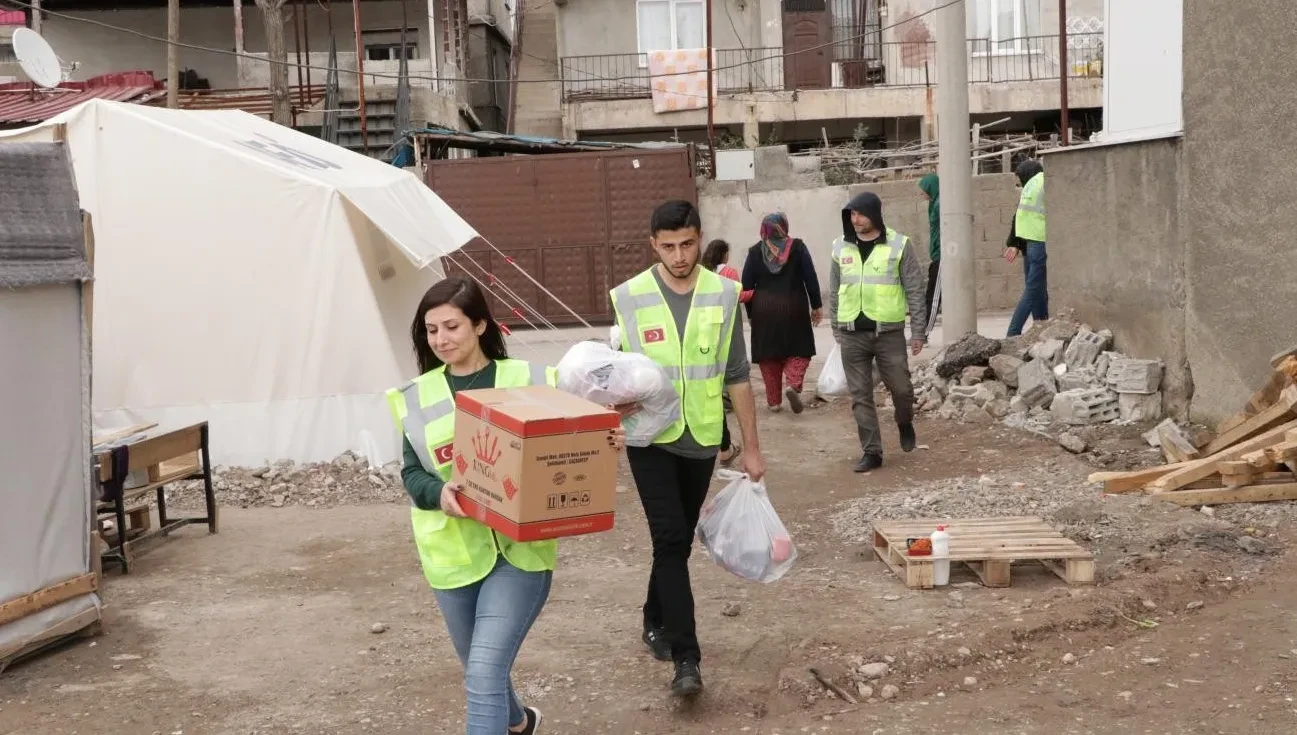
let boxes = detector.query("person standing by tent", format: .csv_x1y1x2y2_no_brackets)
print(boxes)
918,173,941,327
387,276,626,735
828,192,927,473
740,213,823,414
701,239,751,466
611,200,765,697
1004,159,1048,337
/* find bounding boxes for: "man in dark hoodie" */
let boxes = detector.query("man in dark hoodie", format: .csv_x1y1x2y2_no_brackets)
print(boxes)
1004,159,1047,337
828,192,928,472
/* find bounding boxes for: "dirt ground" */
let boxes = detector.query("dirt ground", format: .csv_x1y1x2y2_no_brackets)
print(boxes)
4,398,1297,735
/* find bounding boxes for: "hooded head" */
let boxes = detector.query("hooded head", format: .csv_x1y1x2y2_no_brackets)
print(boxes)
1014,159,1044,186
918,173,939,201
842,191,885,244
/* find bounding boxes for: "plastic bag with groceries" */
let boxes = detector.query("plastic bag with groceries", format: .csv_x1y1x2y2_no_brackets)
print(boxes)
696,469,798,583
556,340,681,447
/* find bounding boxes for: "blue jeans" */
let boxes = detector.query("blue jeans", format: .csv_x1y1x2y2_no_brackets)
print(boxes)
432,557,552,734
1007,240,1048,337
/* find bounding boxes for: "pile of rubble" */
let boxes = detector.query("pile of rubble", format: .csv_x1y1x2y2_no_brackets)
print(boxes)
914,321,1166,436
167,452,407,509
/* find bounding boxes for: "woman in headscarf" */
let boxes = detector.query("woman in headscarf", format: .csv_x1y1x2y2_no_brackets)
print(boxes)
740,213,823,414
918,173,941,327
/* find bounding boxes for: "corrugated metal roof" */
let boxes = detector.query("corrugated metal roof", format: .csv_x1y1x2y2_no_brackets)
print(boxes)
0,72,162,125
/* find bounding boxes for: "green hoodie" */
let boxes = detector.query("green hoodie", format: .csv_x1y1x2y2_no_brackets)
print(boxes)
918,174,940,262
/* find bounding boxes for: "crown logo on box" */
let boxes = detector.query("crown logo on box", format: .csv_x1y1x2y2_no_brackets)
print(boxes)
471,426,503,466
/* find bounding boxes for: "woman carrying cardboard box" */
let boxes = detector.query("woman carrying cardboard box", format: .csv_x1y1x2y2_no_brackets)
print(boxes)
385,276,626,735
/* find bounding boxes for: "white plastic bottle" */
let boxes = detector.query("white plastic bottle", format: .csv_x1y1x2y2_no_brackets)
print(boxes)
931,524,951,586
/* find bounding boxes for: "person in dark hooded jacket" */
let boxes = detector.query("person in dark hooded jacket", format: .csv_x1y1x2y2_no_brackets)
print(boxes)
1004,159,1048,336
918,174,941,329
827,192,928,473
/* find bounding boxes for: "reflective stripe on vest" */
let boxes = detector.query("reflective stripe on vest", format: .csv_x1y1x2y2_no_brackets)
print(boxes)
609,267,739,446
1015,172,1046,241
385,358,558,590
833,228,908,327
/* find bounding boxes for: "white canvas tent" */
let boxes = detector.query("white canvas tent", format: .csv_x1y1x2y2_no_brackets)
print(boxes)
0,142,101,666
0,100,479,466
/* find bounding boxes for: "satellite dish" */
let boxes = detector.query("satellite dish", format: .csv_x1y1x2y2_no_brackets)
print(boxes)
12,28,63,88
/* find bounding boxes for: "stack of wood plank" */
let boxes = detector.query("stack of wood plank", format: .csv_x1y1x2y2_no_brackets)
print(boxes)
1089,347,1297,506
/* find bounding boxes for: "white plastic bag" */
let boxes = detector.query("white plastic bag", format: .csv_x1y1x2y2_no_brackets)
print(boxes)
696,469,798,583
556,340,681,447
818,344,849,396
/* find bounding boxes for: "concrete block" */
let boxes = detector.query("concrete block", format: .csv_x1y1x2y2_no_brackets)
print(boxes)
1017,358,1057,409
1107,358,1164,394
960,365,991,385
989,354,1023,388
1058,366,1100,392
1050,387,1120,425
1062,328,1111,369
1030,338,1066,366
1095,350,1125,381
1119,391,1163,422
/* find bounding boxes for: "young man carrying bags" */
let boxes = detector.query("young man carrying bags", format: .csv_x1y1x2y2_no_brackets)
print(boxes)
828,191,928,473
610,199,766,697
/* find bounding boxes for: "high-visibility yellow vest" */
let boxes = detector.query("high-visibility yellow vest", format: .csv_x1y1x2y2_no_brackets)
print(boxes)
385,358,559,590
832,227,908,327
1015,172,1046,242
609,266,740,446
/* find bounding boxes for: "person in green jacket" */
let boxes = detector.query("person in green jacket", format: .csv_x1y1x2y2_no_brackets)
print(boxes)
391,276,627,735
918,173,941,328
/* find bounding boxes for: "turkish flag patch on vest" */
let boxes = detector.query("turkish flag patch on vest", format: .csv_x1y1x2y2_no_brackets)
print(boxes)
841,256,854,264
434,443,454,465
643,327,666,344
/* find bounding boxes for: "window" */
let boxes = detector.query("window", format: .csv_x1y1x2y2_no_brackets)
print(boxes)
636,0,706,56
968,0,1038,54
363,29,419,61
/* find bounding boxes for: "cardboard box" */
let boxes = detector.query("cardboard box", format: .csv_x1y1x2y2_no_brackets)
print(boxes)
451,385,621,542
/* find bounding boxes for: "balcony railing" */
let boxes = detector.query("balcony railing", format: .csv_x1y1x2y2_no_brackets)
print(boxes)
561,33,1102,102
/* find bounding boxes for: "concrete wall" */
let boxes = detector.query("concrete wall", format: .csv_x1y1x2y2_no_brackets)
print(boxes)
698,157,1023,311
557,0,760,60
1044,1,1297,425
1043,138,1192,418
43,1,432,90
512,0,563,137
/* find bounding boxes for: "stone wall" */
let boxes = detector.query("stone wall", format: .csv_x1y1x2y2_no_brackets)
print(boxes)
698,157,1023,311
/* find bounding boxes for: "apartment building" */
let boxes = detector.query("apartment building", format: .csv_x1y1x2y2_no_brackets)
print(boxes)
538,0,1104,146
1,0,518,153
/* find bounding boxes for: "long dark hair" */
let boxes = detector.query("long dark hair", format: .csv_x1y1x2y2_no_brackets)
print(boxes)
701,239,730,272
410,276,507,375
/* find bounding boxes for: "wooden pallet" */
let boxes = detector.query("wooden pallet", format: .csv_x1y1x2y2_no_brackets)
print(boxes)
872,517,1096,590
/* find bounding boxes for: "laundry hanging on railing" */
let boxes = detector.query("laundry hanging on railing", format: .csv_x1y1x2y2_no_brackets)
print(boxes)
647,48,716,114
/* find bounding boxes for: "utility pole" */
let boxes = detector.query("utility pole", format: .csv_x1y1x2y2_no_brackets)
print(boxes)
1058,0,1070,145
233,0,245,55
935,0,976,338
30,0,41,35
167,0,179,108
704,0,716,177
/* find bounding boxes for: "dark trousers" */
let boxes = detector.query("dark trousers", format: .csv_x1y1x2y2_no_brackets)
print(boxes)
626,445,717,664
720,419,731,452
1007,241,1049,337
924,259,940,325
835,328,916,457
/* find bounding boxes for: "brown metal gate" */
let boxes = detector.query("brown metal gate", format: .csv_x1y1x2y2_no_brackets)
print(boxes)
424,147,697,326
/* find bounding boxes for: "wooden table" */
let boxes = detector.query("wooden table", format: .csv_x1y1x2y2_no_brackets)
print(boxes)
94,422,216,574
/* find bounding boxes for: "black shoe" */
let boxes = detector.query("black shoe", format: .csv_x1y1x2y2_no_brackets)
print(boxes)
899,423,917,452
513,706,542,734
671,660,703,697
642,628,671,662
785,388,804,414
854,453,883,473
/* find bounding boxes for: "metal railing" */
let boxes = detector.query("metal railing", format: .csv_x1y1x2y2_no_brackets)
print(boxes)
561,33,1101,101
